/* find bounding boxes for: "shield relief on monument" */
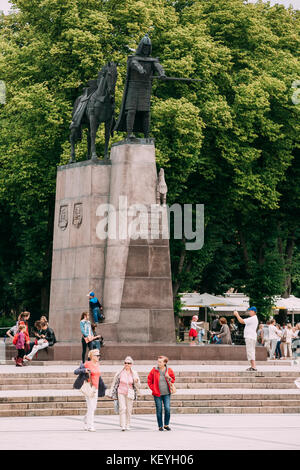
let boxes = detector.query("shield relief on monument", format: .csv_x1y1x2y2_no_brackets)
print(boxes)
72,202,83,228
58,205,68,231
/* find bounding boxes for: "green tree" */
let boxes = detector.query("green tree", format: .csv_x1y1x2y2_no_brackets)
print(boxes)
0,0,299,320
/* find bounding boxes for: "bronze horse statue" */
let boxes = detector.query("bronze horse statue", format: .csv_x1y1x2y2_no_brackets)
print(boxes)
69,61,118,162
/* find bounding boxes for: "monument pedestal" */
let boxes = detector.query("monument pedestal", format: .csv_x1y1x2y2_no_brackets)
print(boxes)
49,159,111,343
49,140,176,358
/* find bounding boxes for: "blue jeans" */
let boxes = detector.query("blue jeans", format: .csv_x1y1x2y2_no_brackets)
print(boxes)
154,394,171,428
92,340,101,350
91,307,103,323
275,341,282,358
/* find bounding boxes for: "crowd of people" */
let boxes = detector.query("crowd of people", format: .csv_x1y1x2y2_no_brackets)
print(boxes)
74,353,175,433
6,311,56,366
258,319,300,360
188,308,300,371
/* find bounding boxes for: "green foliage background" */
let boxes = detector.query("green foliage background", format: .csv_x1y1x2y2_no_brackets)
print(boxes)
0,0,299,320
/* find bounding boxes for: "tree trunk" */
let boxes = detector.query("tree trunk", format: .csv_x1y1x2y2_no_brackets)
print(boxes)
282,232,295,298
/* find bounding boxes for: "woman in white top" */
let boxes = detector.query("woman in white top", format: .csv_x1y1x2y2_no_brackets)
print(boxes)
282,324,296,359
268,320,280,359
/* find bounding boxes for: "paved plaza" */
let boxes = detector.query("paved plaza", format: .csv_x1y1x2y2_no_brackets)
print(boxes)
0,362,300,450
0,413,299,450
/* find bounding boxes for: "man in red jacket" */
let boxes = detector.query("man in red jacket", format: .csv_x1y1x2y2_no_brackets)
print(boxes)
147,356,175,431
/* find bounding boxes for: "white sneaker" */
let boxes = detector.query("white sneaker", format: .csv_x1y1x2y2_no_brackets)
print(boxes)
88,427,96,432
126,425,131,430
121,427,126,431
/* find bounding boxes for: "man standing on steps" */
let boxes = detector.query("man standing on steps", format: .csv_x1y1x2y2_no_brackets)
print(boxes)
234,307,258,371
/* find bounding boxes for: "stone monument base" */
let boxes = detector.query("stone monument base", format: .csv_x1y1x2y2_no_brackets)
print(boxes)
5,343,268,362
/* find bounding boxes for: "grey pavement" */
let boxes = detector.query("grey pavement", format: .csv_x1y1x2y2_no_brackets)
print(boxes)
0,413,299,450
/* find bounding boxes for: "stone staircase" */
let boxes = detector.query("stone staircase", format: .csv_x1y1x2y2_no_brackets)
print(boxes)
0,371,298,391
0,369,299,416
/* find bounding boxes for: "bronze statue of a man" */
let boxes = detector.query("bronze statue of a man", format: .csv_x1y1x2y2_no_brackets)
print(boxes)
114,34,166,139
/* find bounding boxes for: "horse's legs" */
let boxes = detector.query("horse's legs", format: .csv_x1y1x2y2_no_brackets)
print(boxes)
89,115,98,160
69,129,76,163
104,119,111,159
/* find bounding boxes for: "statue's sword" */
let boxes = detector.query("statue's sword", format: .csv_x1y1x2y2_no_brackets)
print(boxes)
152,76,202,82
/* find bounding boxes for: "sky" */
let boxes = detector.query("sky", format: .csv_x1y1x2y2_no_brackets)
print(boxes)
0,0,299,14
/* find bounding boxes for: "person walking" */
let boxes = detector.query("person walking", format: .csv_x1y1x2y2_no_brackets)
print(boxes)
107,356,141,431
80,312,93,363
263,320,271,355
229,318,238,343
269,319,280,360
234,307,258,371
87,292,104,324
213,317,232,345
13,324,27,367
76,349,101,431
189,315,200,346
282,324,295,359
275,324,283,359
24,321,56,362
257,324,264,346
211,315,221,332
147,356,175,431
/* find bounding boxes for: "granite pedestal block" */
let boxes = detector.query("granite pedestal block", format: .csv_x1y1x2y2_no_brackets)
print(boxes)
49,160,111,343
49,140,176,353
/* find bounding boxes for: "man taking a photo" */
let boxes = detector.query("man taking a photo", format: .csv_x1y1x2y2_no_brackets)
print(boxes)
234,307,258,371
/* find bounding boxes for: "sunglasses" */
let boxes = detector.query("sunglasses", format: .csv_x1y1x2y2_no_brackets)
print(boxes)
124,362,132,364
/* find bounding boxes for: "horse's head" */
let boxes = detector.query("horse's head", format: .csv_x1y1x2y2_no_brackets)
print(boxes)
106,61,118,100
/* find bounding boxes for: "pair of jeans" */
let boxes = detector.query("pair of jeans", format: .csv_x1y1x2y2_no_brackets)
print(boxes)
154,394,171,428
81,336,93,363
275,341,282,358
92,340,101,350
92,307,103,323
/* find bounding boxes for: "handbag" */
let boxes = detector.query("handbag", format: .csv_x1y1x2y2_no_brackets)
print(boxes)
169,381,177,394
84,335,93,344
166,373,176,394
80,380,96,398
114,399,119,414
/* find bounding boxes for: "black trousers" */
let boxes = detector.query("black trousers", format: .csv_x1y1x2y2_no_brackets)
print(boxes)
81,337,93,363
17,348,25,359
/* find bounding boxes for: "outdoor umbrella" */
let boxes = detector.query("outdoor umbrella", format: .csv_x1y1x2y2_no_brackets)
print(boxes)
180,293,237,322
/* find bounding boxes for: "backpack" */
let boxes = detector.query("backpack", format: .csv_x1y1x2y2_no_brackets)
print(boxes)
12,333,19,345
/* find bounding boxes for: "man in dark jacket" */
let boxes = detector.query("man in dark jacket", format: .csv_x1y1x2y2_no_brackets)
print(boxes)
88,291,104,323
